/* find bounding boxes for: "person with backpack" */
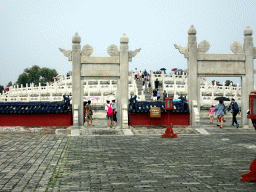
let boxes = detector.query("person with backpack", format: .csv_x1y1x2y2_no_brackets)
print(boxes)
105,100,114,128
228,98,240,128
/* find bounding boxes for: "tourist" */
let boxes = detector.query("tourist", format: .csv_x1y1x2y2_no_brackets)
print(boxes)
139,70,142,81
134,68,138,80
147,81,151,92
142,81,145,92
215,100,225,128
228,98,240,128
105,100,114,128
155,78,159,89
147,73,150,81
209,105,215,124
142,70,144,80
157,89,160,101
143,69,148,81
111,99,117,126
163,90,167,101
86,100,94,126
152,89,157,102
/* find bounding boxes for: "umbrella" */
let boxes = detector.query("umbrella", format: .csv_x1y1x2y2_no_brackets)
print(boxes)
173,99,180,101
86,96,99,101
4,87,9,89
176,69,183,72
52,77,57,79
160,68,166,71
214,97,230,101
171,68,178,71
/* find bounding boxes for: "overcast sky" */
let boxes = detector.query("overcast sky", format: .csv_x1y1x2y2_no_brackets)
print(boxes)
0,0,256,87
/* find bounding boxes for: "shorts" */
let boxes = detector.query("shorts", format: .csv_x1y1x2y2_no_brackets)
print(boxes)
157,96,160,100
106,115,113,121
153,96,157,101
135,74,137,79
210,114,214,117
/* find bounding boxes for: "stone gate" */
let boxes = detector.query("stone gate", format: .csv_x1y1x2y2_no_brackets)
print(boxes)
60,33,141,135
175,25,256,127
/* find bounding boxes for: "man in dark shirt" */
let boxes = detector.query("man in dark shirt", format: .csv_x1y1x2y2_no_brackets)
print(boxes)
163,90,167,101
152,89,157,102
155,78,159,89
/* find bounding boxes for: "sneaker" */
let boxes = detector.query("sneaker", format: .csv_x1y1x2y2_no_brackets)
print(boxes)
237,124,239,128
231,124,234,126
112,126,115,129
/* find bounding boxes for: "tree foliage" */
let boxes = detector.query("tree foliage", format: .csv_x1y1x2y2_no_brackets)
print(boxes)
6,81,13,87
16,65,58,86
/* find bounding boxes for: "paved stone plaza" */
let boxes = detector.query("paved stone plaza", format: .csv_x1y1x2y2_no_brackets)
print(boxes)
0,126,256,191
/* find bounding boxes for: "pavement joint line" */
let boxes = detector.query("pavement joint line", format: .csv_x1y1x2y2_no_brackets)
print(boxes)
195,128,210,135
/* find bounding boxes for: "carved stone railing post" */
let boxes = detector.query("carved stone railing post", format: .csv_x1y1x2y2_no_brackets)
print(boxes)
242,27,254,127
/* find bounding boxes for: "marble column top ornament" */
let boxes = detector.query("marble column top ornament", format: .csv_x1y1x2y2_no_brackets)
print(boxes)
244,26,253,36
128,48,141,62
107,44,119,56
188,25,197,35
174,44,188,58
72,32,81,43
230,41,244,54
198,40,210,53
59,48,72,61
81,44,93,56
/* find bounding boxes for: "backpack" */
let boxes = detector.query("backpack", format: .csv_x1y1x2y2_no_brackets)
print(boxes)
144,71,147,76
107,104,113,116
232,102,239,111
148,82,151,87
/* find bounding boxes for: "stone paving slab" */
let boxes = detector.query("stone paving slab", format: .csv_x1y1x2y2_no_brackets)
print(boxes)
0,133,256,191
48,134,256,191
0,133,68,191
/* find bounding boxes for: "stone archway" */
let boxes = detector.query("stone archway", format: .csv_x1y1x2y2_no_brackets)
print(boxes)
175,25,256,127
60,33,141,135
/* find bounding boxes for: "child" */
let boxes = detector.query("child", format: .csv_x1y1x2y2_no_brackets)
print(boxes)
209,105,215,123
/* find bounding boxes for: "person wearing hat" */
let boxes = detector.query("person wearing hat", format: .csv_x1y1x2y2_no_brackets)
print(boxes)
111,99,117,127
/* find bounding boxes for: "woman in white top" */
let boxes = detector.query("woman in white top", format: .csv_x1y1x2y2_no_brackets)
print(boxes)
142,81,145,92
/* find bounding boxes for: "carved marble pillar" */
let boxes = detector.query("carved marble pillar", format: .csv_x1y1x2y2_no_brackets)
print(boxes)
71,33,82,130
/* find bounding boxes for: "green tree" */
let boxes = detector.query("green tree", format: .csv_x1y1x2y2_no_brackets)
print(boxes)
40,67,58,84
6,81,13,87
16,65,58,87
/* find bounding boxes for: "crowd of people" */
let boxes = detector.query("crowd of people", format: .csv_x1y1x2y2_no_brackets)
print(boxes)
83,99,117,129
83,68,244,129
209,98,241,129
134,68,168,102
